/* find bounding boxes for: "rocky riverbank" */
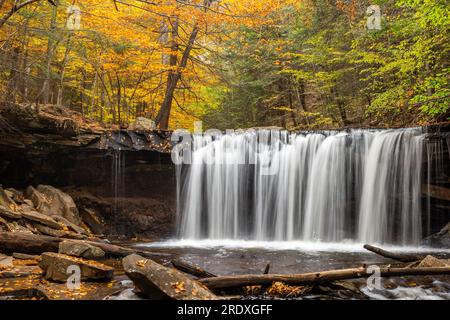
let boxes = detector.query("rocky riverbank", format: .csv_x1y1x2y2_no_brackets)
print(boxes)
0,103,449,300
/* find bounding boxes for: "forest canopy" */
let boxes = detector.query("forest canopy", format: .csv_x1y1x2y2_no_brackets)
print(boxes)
0,0,449,130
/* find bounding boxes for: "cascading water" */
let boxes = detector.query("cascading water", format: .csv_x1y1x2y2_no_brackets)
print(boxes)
176,128,427,245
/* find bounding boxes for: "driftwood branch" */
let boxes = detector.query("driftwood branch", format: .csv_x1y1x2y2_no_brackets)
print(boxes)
199,266,450,290
263,263,270,274
363,244,424,262
363,244,450,262
171,259,216,278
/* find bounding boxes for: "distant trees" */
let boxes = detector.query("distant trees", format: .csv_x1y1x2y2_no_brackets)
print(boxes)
0,0,448,130
0,0,289,129
202,0,450,129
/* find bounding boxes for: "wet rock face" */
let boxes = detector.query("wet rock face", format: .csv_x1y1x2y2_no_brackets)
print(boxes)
68,189,175,239
0,147,176,239
422,222,450,248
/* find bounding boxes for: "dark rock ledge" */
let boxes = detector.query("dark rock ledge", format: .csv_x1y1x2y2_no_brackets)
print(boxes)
0,103,172,154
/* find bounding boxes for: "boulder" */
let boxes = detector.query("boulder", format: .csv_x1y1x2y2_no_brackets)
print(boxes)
58,240,105,259
21,210,62,230
80,208,105,235
26,185,81,225
422,221,450,248
128,117,155,131
122,254,217,300
39,252,114,282
0,265,41,278
0,205,21,219
0,187,17,210
417,255,450,268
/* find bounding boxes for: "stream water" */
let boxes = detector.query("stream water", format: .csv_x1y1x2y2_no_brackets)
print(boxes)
135,127,450,300
135,241,450,300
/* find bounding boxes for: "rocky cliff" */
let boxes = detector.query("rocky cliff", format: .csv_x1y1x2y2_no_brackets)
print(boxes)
0,103,175,239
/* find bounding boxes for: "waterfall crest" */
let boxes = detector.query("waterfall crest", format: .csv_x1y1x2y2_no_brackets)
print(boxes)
176,128,426,245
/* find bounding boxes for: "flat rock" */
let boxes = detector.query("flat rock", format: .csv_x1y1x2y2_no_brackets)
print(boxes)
33,223,85,239
0,275,122,300
0,205,21,220
39,252,114,282
0,254,13,268
51,215,88,235
122,254,217,300
0,266,41,279
59,240,105,259
12,253,41,260
128,117,155,131
7,222,33,234
21,210,62,230
417,255,450,268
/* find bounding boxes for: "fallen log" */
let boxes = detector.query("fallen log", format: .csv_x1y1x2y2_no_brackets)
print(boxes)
171,259,216,278
0,232,155,258
363,244,424,262
199,266,450,290
0,232,60,254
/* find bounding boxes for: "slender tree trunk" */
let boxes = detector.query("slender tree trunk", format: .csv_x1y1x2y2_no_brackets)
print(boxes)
105,72,116,123
80,70,86,116
56,34,72,106
42,0,58,105
6,46,20,102
155,24,200,129
155,0,211,129
0,0,41,29
91,71,98,117
155,16,179,129
116,73,121,125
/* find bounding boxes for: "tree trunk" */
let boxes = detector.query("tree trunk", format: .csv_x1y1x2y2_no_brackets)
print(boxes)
42,0,58,105
0,0,41,29
116,74,122,125
155,16,179,129
155,0,211,129
6,46,20,102
200,266,450,290
56,34,72,106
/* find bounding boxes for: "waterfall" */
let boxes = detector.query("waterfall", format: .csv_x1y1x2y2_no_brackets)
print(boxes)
176,128,426,245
